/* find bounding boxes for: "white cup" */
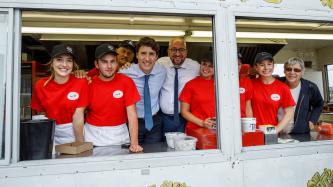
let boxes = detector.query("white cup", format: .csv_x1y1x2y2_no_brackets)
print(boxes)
241,118,256,132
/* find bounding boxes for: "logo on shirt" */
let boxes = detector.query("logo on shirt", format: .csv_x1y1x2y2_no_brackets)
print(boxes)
67,92,79,100
239,87,245,94
113,90,123,99
270,94,281,101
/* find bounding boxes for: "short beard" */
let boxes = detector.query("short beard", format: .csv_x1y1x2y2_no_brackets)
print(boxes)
100,71,116,80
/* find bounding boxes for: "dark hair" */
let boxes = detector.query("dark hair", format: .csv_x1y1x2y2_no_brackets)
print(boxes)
136,37,159,56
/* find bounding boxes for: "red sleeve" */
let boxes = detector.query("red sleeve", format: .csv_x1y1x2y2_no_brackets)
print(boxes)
281,85,296,108
87,67,99,77
124,77,141,107
244,78,253,101
76,79,89,108
179,81,192,104
30,81,44,112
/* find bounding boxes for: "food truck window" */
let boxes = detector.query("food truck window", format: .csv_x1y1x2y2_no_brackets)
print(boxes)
0,11,10,161
236,18,333,148
19,11,217,160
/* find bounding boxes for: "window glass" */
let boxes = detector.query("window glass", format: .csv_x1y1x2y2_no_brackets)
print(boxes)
0,12,8,159
20,11,217,160
236,18,333,148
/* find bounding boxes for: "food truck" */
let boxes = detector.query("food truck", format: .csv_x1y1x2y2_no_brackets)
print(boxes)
0,0,333,186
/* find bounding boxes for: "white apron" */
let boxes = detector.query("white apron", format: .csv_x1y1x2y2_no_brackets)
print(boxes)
84,123,130,146
54,123,76,145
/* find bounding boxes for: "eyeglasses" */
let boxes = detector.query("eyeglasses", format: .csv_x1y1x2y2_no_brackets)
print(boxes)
285,67,302,73
169,48,186,53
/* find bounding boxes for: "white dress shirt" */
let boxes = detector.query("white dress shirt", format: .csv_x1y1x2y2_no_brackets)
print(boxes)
158,57,200,115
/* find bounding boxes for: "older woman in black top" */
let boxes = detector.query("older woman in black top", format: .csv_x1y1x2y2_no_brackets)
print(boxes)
278,57,324,134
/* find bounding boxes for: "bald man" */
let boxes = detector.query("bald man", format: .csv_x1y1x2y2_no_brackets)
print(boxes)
157,37,200,134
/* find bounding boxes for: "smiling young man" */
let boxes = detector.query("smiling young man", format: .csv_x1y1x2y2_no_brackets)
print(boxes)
85,44,143,153
278,57,324,134
84,40,136,78
121,37,166,143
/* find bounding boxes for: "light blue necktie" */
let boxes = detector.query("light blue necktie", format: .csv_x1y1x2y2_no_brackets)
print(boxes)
144,75,153,131
174,68,180,126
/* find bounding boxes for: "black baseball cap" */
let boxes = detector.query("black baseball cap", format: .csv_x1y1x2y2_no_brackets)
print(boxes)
50,44,76,59
254,52,274,64
95,44,118,59
118,40,136,53
200,52,214,66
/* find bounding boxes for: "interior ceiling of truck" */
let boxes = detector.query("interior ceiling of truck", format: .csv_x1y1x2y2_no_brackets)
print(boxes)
21,11,333,65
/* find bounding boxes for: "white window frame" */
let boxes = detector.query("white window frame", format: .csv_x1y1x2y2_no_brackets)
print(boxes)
229,7,333,160
5,1,236,176
0,8,14,166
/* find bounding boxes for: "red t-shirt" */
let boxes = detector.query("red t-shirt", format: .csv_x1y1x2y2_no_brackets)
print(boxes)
30,75,89,125
86,73,140,126
87,67,99,77
239,77,253,118
179,77,216,131
251,78,295,127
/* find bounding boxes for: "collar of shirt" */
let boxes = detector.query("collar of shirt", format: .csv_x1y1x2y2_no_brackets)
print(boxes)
130,63,164,78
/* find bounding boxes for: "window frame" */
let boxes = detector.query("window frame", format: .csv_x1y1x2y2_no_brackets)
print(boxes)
8,2,234,171
231,8,333,159
0,8,14,166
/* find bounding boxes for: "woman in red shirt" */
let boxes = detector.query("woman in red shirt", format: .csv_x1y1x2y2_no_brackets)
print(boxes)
179,55,216,131
30,44,89,145
251,52,295,133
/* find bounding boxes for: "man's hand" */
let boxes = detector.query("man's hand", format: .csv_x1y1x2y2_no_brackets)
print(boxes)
129,144,143,153
73,70,92,84
120,62,132,70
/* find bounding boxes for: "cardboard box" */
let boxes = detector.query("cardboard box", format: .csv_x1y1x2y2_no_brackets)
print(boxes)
55,142,93,155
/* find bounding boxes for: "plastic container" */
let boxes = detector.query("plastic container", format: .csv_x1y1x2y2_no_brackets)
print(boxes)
241,118,256,132
174,136,198,151
318,123,333,135
20,119,55,160
165,132,186,148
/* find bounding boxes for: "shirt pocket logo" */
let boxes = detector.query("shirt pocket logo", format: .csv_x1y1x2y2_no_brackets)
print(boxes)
113,90,123,99
67,92,79,100
239,87,246,94
270,94,281,101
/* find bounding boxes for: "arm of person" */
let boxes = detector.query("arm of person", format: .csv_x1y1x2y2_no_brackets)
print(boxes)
126,104,143,153
276,106,294,133
72,107,85,142
180,102,215,129
245,100,253,117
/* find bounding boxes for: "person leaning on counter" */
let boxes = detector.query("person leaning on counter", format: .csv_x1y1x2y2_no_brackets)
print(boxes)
251,52,295,133
278,57,324,134
121,37,166,143
179,53,216,131
30,44,89,145
84,44,143,153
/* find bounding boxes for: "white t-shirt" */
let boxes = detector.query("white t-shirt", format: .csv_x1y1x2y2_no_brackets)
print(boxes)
278,82,301,134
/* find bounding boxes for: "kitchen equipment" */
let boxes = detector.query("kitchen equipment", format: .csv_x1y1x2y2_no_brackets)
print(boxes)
20,119,55,160
241,118,256,132
165,132,186,148
174,136,197,151
186,127,216,149
242,130,265,147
